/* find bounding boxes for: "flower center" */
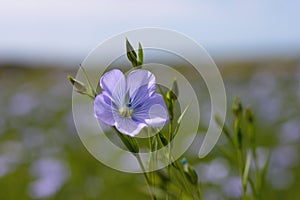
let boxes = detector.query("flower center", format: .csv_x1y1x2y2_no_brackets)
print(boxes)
119,106,133,118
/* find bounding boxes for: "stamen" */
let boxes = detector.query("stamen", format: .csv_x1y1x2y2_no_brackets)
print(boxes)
119,106,133,118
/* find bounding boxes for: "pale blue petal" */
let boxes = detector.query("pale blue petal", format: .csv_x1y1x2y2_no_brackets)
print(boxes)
133,94,168,127
96,69,167,136
100,69,126,108
94,94,117,126
129,85,151,109
115,117,146,137
127,70,156,103
100,69,124,95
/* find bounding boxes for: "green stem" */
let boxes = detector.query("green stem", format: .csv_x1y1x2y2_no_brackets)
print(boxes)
195,185,202,200
248,177,257,198
167,119,173,200
237,149,246,199
135,154,157,200
175,161,196,197
148,128,157,199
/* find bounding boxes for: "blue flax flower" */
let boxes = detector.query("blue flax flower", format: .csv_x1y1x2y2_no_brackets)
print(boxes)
94,69,168,137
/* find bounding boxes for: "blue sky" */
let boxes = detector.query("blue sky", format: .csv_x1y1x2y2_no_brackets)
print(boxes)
1,0,300,65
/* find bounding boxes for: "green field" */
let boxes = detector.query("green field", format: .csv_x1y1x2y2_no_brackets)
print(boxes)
1,60,300,199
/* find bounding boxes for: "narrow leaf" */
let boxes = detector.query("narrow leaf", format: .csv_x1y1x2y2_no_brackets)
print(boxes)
242,150,251,188
80,65,97,98
260,151,271,189
177,101,192,124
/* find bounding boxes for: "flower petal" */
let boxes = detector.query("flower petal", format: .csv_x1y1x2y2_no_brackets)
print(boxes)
115,117,146,137
127,70,156,105
129,85,151,109
100,69,126,107
133,94,168,127
100,69,124,93
94,94,116,126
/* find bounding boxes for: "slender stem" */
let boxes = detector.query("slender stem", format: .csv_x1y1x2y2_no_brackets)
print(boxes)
248,177,257,198
176,161,195,196
167,119,173,200
148,128,157,199
135,154,157,200
237,149,246,199
195,185,202,200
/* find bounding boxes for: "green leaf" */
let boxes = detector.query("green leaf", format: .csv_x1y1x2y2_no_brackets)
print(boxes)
80,65,97,98
171,101,192,140
158,85,167,102
126,38,138,67
177,101,192,124
260,151,270,190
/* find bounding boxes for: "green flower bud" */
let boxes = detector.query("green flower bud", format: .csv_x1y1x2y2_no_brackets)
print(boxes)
137,42,144,66
68,75,87,94
126,38,138,67
232,96,243,117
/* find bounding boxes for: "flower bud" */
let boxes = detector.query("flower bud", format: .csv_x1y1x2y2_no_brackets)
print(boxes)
137,42,144,66
126,38,138,67
68,75,87,94
232,96,243,117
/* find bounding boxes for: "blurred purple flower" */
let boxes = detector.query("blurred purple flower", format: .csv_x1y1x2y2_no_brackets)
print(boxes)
94,69,168,137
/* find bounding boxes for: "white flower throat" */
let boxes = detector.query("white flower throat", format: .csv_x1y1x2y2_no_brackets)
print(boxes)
119,105,133,118
119,95,133,118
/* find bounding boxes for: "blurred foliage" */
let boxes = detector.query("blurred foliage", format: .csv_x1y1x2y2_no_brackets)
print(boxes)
0,60,300,199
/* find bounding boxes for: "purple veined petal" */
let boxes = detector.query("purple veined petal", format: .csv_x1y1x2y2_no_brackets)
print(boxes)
115,117,146,137
133,94,169,127
94,94,117,126
129,85,151,109
100,69,124,95
127,69,156,101
100,69,126,108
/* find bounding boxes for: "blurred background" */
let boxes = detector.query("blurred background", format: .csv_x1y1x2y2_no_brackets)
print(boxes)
1,0,300,199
